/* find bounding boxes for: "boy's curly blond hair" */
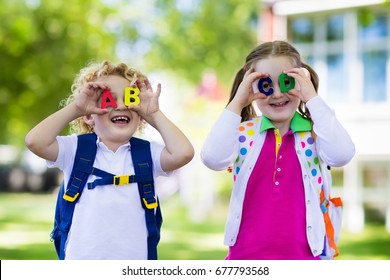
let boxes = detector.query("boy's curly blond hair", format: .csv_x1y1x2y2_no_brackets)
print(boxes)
61,60,147,134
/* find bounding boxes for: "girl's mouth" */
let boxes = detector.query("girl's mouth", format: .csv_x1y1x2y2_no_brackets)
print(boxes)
111,116,130,124
271,101,289,108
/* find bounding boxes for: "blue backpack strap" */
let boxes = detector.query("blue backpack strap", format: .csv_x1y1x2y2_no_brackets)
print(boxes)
130,137,162,260
51,133,98,260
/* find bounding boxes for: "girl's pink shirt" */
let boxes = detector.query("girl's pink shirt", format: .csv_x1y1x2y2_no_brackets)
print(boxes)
226,129,319,260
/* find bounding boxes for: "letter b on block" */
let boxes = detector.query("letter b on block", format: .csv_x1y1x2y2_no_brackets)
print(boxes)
124,87,140,106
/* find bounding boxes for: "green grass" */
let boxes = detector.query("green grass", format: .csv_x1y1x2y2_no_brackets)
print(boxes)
0,193,389,260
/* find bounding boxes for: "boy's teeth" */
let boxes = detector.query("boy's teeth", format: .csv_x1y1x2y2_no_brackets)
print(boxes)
112,116,129,123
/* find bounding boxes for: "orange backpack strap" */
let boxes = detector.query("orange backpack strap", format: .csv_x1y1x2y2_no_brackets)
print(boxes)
320,189,341,257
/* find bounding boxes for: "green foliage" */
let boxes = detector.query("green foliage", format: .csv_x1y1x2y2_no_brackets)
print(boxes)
0,0,259,147
0,0,120,146
145,0,259,86
1,193,390,260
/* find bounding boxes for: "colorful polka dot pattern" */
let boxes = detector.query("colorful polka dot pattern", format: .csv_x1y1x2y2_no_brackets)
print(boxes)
233,118,260,182
233,118,323,193
298,132,323,189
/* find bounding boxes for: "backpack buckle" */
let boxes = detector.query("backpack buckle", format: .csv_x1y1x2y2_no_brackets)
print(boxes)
143,197,158,209
63,192,79,202
321,198,329,213
114,175,130,186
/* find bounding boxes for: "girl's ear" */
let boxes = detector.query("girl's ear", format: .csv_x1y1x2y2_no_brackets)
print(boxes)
83,115,95,127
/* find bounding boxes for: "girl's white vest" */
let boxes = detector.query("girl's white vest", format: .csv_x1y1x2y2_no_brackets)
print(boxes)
233,116,342,259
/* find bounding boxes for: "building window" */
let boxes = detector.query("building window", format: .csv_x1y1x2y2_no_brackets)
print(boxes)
289,18,314,43
358,12,388,103
358,13,388,39
288,11,389,105
327,54,347,103
362,50,387,102
327,14,344,41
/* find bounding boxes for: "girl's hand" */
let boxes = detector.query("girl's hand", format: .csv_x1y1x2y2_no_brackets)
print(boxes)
127,78,161,122
284,67,317,103
75,82,109,116
227,67,267,114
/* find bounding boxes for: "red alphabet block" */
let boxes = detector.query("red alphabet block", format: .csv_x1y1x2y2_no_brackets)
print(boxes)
101,89,117,109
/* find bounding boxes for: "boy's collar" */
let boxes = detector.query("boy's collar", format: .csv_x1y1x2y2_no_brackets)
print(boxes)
96,135,131,150
259,112,312,133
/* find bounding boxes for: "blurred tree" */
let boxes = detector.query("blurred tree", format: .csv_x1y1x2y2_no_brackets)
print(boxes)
0,0,259,147
146,0,259,86
0,0,123,146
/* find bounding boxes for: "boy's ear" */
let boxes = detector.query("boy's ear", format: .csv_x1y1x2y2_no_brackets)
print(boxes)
83,115,95,127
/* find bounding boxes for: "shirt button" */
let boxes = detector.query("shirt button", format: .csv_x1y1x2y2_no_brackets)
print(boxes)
279,155,282,159
277,168,281,172
275,181,279,186
307,200,310,205
308,226,312,230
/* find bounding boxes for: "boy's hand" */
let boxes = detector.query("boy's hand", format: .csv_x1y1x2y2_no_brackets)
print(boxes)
75,82,109,116
128,78,161,121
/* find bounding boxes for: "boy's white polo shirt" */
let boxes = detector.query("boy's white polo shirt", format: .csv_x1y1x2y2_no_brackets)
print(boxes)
48,134,168,260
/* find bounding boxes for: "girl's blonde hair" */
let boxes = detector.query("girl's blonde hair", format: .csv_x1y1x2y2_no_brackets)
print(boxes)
62,60,147,134
228,40,319,122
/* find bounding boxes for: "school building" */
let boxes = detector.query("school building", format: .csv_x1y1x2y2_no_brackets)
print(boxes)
258,0,390,232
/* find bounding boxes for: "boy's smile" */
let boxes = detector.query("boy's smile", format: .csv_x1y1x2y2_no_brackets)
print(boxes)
111,115,130,124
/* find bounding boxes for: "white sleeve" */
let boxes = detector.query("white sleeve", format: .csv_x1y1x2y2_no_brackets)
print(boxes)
46,134,77,172
150,141,170,177
201,109,242,171
306,96,355,167
46,134,78,189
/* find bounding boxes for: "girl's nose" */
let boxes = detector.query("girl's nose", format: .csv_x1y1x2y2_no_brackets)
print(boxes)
272,86,284,98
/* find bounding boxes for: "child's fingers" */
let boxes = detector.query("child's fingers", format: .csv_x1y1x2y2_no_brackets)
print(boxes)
246,72,270,85
143,78,152,89
243,66,254,79
136,79,147,92
284,71,306,88
302,68,311,78
285,68,317,102
86,82,109,90
284,67,310,80
243,68,270,85
154,83,161,97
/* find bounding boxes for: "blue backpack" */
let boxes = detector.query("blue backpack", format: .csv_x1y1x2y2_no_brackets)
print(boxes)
50,133,162,260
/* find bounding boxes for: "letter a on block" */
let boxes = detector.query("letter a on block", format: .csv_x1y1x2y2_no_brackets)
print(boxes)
124,87,140,106
101,89,117,109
